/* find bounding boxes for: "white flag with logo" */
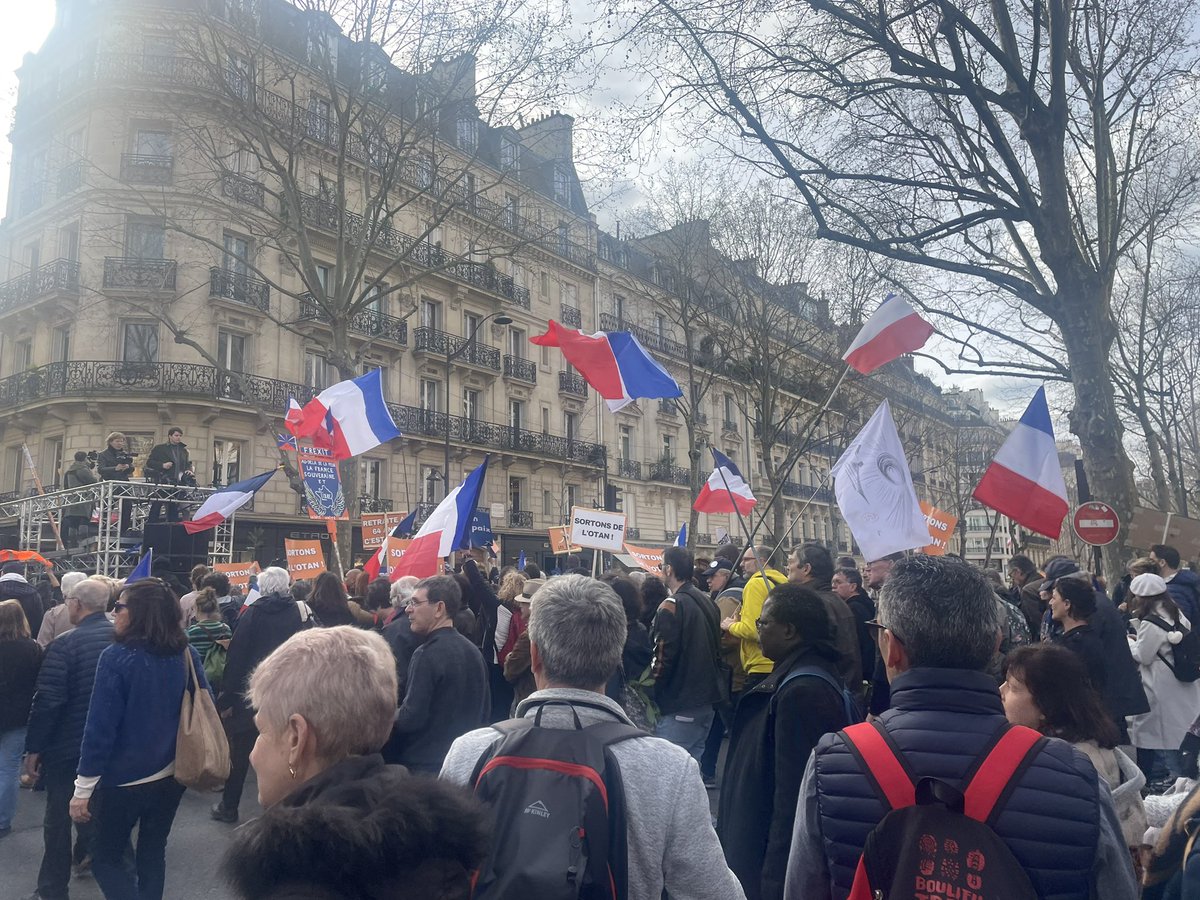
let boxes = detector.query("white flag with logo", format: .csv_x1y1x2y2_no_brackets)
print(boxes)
832,400,930,560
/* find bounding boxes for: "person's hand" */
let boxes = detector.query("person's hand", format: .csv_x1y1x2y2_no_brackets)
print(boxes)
23,753,40,780
220,707,233,720
69,797,91,823
163,461,173,469
720,616,735,631
116,464,129,472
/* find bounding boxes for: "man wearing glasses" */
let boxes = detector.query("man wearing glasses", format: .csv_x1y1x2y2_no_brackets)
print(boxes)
387,576,489,774
22,579,115,899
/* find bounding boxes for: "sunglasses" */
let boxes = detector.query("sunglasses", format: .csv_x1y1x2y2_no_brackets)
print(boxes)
113,601,129,612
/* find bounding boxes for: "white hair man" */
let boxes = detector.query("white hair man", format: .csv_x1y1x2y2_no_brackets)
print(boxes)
36,571,88,647
23,578,115,898
441,574,747,900
382,576,421,696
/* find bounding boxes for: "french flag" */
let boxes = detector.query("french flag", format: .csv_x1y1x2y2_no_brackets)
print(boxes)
675,523,687,547
390,457,490,580
183,469,278,534
290,370,401,460
842,294,935,375
972,387,1069,538
284,396,305,434
363,518,410,581
531,320,682,411
693,449,757,516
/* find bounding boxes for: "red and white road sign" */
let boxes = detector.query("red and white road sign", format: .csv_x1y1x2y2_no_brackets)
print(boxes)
1072,502,1120,546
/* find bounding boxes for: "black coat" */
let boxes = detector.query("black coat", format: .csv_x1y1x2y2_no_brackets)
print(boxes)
0,577,48,638
652,581,722,714
24,612,114,767
844,589,875,691
1053,623,1108,696
95,445,131,481
0,637,41,730
718,644,850,900
144,440,192,484
217,593,309,730
381,613,420,697
221,754,488,900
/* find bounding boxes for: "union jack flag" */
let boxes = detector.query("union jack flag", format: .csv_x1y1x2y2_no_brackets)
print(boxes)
275,433,298,451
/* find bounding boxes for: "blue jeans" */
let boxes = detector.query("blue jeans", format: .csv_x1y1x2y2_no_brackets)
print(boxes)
655,706,715,762
91,777,185,900
0,726,26,829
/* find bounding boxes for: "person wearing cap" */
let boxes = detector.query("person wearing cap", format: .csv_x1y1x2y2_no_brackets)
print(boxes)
502,578,544,710
1126,571,1200,783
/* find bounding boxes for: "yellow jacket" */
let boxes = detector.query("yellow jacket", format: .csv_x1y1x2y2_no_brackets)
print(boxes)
727,568,786,675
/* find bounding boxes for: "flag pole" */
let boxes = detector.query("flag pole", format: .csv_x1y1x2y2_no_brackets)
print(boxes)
762,470,835,566
714,464,771,584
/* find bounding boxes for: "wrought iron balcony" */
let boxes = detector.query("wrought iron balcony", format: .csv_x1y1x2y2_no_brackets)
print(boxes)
509,509,534,528
359,496,394,514
221,173,265,208
694,411,708,425
810,487,834,504
599,313,691,361
694,532,712,544
722,419,740,433
0,259,80,315
782,481,804,498
121,154,173,185
413,327,500,371
210,267,269,312
299,295,408,345
558,371,587,397
503,355,536,383
625,527,640,541
665,530,683,542
648,461,691,485
57,160,84,194
102,257,176,292
658,399,678,416
561,305,581,328
617,458,642,480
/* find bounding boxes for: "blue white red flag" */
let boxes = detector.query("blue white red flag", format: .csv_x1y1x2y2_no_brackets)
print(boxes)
364,519,410,580
842,294,935,375
675,523,688,547
972,387,1069,538
531,320,682,411
289,370,401,460
183,469,278,534
390,457,490,580
693,449,758,516
128,548,153,582
284,396,305,433
518,550,527,570
276,433,298,451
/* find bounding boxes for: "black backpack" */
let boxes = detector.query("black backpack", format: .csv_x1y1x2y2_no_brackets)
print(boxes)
776,665,863,725
1145,614,1200,682
841,721,1045,900
468,701,644,900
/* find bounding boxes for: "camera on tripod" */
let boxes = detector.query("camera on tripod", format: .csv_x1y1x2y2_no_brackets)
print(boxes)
178,471,198,488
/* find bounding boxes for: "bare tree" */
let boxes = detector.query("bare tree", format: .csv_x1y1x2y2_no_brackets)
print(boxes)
613,0,1200,572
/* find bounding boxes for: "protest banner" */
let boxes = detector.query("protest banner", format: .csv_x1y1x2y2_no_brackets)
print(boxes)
919,501,958,556
212,561,260,591
298,445,348,520
362,511,404,549
622,543,663,576
569,507,627,552
548,526,581,554
385,536,413,569
469,509,493,549
284,539,327,578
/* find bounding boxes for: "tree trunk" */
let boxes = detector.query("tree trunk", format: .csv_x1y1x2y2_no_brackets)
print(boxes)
1133,405,1173,512
1057,303,1139,580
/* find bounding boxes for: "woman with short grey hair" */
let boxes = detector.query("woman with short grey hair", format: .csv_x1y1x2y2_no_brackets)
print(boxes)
222,627,487,899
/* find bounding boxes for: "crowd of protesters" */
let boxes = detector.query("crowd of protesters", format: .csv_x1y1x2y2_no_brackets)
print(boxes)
5,540,1200,897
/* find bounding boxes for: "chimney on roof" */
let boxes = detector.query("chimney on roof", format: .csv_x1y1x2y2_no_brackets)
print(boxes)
518,111,575,162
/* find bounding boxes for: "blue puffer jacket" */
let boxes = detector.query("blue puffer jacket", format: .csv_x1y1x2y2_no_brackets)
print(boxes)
813,669,1102,900
25,612,114,769
1168,568,1200,621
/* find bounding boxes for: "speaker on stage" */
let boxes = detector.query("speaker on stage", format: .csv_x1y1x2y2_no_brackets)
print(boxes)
141,524,210,577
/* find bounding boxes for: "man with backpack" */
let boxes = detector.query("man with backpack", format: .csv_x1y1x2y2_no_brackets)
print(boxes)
783,555,1137,900
652,546,725,760
440,574,746,900
719,583,858,900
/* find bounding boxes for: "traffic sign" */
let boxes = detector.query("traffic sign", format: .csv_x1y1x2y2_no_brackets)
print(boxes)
1072,502,1120,546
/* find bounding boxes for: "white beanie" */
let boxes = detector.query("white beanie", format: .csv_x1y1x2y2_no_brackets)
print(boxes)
1130,572,1169,597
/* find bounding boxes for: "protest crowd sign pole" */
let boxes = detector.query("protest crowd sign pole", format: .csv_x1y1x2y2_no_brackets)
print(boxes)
763,470,835,566
714,465,770,584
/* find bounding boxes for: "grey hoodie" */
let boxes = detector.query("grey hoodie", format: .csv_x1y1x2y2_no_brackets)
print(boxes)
440,688,747,900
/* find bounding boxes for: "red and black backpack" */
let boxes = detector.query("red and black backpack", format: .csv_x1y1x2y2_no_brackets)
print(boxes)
841,720,1046,900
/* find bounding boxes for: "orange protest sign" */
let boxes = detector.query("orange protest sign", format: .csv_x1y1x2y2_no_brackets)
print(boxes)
622,543,663,576
212,561,260,591
385,536,413,569
362,512,405,549
919,501,958,556
548,526,581,554
284,539,327,578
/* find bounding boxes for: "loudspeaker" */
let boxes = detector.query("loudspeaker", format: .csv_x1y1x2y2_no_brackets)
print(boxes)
141,524,210,576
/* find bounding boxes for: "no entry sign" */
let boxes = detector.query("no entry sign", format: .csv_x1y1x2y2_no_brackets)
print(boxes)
1072,502,1120,546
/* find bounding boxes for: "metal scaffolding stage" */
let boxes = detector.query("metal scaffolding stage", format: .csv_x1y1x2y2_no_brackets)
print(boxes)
0,481,234,577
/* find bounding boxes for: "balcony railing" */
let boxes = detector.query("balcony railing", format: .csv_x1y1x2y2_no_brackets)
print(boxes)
694,532,712,544
221,173,265,208
658,399,678,416
0,259,80,315
625,527,641,541
103,257,176,292
509,509,534,528
121,154,173,185
299,295,408,345
722,419,739,433
413,327,500,371
57,160,84,194
561,305,581,328
359,496,394,514
291,192,531,308
694,411,708,425
648,461,691,486
210,267,269,312
617,458,642,480
558,371,587,397
0,362,605,467
599,313,693,361
503,355,536,383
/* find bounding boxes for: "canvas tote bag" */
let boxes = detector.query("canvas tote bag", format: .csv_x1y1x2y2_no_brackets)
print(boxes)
174,646,231,790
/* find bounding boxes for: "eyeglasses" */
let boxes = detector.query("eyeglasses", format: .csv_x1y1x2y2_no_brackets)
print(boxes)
113,601,129,613
404,599,431,609
866,619,903,644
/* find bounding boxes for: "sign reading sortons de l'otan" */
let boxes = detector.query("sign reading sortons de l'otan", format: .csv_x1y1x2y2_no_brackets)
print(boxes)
569,507,627,552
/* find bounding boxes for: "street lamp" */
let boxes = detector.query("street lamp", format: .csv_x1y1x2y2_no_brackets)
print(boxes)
444,311,513,496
